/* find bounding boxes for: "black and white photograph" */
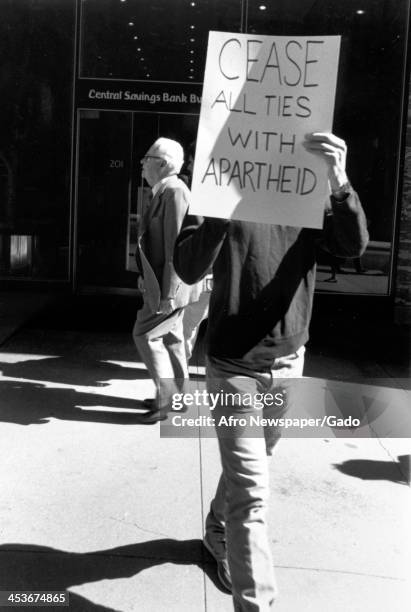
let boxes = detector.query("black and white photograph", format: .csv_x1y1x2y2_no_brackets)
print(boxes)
0,1,410,610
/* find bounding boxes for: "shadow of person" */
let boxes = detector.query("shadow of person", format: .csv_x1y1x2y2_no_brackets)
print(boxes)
0,380,151,426
0,538,226,608
333,458,409,484
0,356,149,388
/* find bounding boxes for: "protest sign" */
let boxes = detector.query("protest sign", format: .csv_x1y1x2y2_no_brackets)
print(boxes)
190,31,341,228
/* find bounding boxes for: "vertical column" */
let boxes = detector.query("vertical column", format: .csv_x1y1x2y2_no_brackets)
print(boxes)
394,83,411,324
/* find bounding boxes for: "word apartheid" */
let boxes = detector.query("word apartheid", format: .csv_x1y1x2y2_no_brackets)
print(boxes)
201,158,317,194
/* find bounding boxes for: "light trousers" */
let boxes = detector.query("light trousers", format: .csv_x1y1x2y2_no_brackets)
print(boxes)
206,347,305,611
133,308,188,406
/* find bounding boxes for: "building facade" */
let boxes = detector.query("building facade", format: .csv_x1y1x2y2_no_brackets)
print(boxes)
0,0,410,321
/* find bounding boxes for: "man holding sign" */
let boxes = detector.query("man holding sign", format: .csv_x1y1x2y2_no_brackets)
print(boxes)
174,31,368,612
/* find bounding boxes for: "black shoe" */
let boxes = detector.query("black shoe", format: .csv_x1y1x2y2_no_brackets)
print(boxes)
203,533,232,592
141,409,168,423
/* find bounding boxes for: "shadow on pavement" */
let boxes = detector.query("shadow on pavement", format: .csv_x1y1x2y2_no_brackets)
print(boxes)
0,379,151,426
0,357,148,388
0,539,226,608
333,458,409,484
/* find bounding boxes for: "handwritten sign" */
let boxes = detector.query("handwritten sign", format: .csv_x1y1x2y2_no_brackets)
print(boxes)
190,32,341,228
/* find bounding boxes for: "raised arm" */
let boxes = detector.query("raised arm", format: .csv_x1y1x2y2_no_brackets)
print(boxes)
304,132,369,257
174,214,229,284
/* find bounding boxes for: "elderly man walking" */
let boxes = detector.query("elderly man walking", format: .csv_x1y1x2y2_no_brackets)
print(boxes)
133,137,201,422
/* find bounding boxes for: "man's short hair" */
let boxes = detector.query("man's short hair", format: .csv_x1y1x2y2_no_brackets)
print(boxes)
152,137,184,174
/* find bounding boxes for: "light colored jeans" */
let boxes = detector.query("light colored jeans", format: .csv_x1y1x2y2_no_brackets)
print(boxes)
206,347,305,611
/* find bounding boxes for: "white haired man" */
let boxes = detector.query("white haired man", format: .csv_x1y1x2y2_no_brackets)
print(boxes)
133,137,201,421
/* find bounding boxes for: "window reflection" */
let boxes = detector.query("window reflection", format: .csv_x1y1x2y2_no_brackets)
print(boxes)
247,0,407,293
80,0,242,81
76,109,199,289
0,0,74,280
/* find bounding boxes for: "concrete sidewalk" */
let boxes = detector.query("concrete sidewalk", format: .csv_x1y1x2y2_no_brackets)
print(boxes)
0,326,410,611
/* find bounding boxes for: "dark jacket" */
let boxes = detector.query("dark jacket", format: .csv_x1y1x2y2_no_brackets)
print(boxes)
173,191,369,369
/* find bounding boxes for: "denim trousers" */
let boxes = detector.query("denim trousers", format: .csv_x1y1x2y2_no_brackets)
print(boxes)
206,347,305,611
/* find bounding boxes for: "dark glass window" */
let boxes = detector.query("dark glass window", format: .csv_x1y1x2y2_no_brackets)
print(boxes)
75,110,199,291
247,0,409,293
0,0,75,280
80,0,242,82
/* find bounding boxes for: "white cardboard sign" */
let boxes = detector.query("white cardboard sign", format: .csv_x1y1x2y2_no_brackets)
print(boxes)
190,32,341,228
